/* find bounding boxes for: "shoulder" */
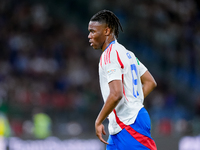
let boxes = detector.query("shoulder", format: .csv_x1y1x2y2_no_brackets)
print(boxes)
112,41,137,62
112,41,126,51
109,41,126,57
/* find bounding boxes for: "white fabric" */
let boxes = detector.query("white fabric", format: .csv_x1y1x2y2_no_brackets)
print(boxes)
99,40,147,135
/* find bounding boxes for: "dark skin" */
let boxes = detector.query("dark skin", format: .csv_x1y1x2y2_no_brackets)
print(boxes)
88,21,157,144
88,21,115,51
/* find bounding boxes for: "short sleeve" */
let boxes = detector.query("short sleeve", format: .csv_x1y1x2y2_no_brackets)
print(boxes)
104,51,122,83
137,59,147,76
105,63,122,83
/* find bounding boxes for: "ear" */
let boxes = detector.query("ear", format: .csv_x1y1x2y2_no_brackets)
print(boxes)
104,27,111,36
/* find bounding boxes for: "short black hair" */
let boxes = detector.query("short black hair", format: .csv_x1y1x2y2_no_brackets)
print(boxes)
90,10,123,38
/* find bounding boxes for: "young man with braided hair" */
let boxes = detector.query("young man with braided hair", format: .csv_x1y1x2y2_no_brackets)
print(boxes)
88,10,157,150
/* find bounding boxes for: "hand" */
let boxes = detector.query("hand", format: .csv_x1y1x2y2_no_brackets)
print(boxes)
95,122,109,144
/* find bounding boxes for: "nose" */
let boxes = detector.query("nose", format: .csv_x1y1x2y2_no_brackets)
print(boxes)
88,32,91,39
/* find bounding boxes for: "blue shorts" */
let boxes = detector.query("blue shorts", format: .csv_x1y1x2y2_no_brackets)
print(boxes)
106,107,157,150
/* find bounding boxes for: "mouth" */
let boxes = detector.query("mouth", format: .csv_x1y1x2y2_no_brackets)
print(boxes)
89,41,93,47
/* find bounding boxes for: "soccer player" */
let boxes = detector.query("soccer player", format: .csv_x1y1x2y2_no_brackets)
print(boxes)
88,10,157,150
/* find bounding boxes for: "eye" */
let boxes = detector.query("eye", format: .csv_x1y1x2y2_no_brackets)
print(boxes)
89,29,95,33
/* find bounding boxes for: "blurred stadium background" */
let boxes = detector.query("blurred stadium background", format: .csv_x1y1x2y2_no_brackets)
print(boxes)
0,0,200,149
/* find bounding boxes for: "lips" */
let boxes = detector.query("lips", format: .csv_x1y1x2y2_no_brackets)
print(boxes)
89,40,93,46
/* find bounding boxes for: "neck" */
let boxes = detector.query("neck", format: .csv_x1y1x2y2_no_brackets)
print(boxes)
101,36,116,52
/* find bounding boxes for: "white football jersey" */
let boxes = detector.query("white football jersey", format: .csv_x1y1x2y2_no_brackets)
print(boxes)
99,40,147,135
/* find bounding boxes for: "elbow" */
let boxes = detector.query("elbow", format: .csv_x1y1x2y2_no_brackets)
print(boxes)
153,80,157,89
117,93,123,101
110,92,123,103
114,93,123,102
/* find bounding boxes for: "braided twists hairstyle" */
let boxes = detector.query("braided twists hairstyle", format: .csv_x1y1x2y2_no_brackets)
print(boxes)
90,10,123,38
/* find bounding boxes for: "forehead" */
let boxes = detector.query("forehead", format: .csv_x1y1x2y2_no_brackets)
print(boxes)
88,21,106,30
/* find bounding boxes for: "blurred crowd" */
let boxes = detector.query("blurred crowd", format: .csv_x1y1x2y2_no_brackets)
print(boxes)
0,0,200,139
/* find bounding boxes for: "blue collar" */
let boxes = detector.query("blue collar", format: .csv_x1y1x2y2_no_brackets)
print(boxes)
104,40,115,51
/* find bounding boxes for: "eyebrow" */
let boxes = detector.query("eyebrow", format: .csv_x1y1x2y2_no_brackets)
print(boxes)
88,28,95,32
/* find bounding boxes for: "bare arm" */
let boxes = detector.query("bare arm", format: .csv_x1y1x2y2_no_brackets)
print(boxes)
95,80,123,144
141,70,157,98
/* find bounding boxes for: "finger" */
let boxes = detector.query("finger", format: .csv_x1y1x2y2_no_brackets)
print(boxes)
96,132,108,144
102,128,106,135
99,136,109,145
101,125,106,135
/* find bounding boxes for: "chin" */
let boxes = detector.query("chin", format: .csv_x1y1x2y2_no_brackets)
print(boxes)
92,46,100,50
93,47,98,50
